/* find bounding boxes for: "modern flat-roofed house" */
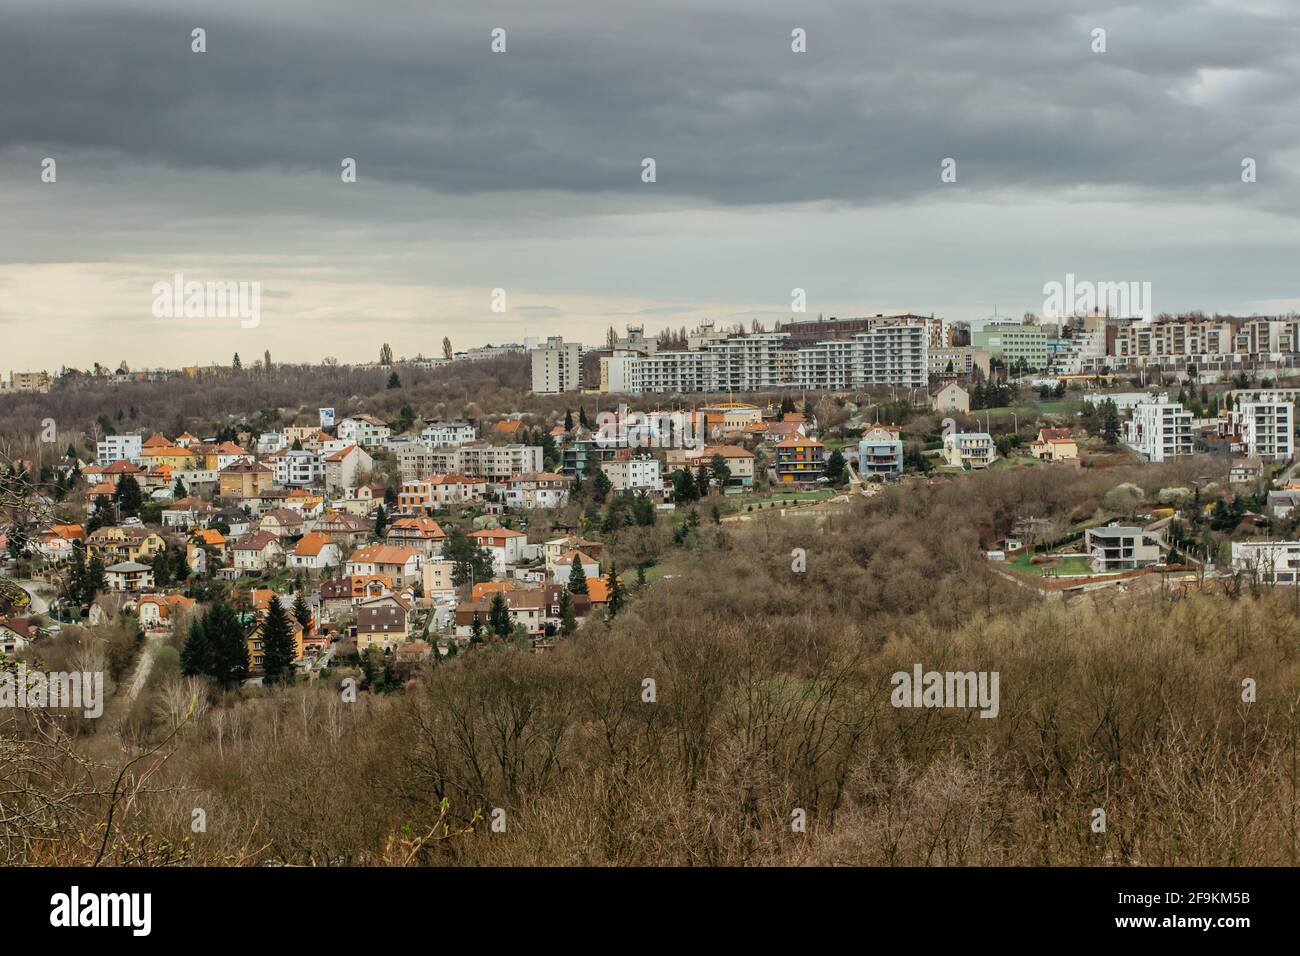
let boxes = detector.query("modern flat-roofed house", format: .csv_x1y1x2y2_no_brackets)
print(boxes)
942,432,995,470
1231,540,1300,584
773,436,826,483
857,437,904,477
1267,489,1300,519
1084,525,1162,573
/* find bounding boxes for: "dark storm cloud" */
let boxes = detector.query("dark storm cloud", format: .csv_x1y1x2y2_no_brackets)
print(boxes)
4,0,1299,208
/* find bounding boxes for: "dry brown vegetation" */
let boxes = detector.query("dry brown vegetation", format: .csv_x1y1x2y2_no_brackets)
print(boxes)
5,460,1299,866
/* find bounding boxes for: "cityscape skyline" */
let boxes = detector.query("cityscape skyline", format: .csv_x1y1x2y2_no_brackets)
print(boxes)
6,0,1300,368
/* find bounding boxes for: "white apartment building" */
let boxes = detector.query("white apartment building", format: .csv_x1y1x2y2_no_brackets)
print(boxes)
795,324,928,390
257,432,289,455
273,449,323,487
530,336,583,393
598,350,641,393
706,333,791,392
628,349,718,394
395,442,460,482
454,443,544,482
336,415,391,447
1122,395,1194,462
420,420,476,447
1228,400,1293,462
97,434,142,465
601,456,663,492
797,339,857,391
853,323,928,388
942,433,996,469
1231,540,1300,584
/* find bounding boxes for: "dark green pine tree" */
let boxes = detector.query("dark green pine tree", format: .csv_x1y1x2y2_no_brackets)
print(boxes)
83,556,107,604
564,408,574,431
65,543,87,606
115,473,143,517
374,503,388,538
180,616,213,678
488,591,511,638
558,590,576,635
207,600,251,689
260,596,297,686
291,593,312,630
606,562,625,618
172,476,187,498
567,556,589,595
579,407,590,429
470,611,484,644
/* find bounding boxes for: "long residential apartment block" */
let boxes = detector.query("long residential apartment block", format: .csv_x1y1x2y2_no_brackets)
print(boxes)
608,323,927,395
1122,395,1194,462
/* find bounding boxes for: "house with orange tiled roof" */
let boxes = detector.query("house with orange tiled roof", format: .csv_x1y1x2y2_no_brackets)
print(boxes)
553,549,600,584
290,531,343,572
102,459,145,477
471,580,518,603
454,588,545,638
397,473,488,511
385,517,446,556
585,575,614,608
764,420,809,442
543,535,603,572
49,523,84,541
219,460,273,499
174,432,199,447
492,419,525,438
214,441,253,470
137,593,196,631
345,544,424,584
1028,427,1079,463
469,527,529,572
141,432,172,449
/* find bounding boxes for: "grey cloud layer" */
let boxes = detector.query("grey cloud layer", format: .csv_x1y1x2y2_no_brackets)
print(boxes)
5,0,1299,208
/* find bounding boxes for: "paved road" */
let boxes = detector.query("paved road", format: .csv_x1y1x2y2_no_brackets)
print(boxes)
12,580,51,614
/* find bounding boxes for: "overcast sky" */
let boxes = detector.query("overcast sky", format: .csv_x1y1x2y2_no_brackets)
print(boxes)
3,0,1300,370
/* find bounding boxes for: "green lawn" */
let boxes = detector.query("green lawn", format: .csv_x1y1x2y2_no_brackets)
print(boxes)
738,489,836,509
1007,552,1093,576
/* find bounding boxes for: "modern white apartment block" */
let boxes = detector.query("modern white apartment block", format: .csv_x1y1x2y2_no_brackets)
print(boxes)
705,333,791,392
454,443,544,482
273,449,324,487
1231,540,1300,584
420,420,476,447
600,456,662,492
1229,400,1294,462
853,323,928,388
97,434,142,465
336,415,391,447
530,336,583,393
796,339,857,391
628,349,718,394
1122,395,1193,462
